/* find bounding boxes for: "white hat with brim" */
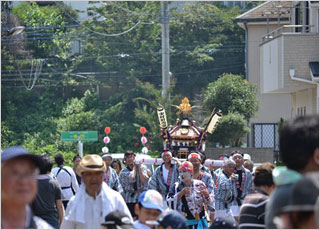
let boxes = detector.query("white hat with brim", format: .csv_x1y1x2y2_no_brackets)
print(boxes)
102,154,113,160
76,154,106,176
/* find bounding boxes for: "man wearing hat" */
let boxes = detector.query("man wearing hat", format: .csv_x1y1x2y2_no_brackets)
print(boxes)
119,150,149,219
61,154,132,229
1,146,52,229
148,150,179,207
102,154,123,193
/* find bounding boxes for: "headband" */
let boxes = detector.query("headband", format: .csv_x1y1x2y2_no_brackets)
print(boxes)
161,151,172,158
187,153,201,161
179,161,193,173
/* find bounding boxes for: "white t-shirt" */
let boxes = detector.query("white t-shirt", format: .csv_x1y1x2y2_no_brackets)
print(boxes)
61,183,132,229
51,166,79,200
162,164,169,183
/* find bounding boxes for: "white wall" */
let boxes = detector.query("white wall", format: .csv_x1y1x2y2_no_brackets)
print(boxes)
262,38,280,93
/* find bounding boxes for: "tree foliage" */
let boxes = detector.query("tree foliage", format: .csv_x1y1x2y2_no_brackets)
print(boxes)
1,2,255,162
203,73,258,121
203,73,258,147
209,113,250,147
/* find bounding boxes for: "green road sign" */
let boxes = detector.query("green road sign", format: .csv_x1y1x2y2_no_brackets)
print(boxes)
61,131,98,142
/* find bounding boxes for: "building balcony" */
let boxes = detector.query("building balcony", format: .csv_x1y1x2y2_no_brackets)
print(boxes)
260,25,319,94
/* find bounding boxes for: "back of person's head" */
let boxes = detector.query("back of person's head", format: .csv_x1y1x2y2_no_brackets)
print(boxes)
279,115,319,172
54,153,64,166
39,154,54,174
223,159,236,167
244,159,254,170
254,162,275,187
101,210,133,229
279,172,319,228
210,217,238,229
146,210,187,229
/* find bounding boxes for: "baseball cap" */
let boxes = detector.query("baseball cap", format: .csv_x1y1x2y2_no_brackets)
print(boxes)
138,190,164,212
1,146,42,168
243,153,251,160
272,166,301,186
146,210,187,229
101,210,133,229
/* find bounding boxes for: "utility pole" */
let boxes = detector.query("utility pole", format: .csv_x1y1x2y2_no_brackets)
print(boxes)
161,1,170,100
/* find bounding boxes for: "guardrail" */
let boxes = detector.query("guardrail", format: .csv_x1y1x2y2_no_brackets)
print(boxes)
262,25,315,43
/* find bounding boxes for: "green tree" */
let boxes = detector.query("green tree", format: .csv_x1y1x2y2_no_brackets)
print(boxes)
203,73,258,147
203,73,258,121
133,79,181,155
69,2,245,99
1,2,249,158
209,113,250,147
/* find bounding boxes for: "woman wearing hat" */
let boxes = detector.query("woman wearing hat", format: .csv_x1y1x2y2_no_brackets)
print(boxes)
167,161,214,229
61,154,132,229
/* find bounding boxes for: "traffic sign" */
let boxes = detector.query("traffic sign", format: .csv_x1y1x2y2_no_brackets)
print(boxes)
61,131,98,142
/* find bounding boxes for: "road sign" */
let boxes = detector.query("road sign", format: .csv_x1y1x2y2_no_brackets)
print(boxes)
61,131,98,142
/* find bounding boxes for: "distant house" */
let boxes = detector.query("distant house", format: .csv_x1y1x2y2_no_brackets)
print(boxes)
235,1,319,151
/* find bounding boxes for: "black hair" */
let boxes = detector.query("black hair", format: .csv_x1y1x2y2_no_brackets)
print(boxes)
230,150,243,157
54,153,64,166
279,115,319,172
254,162,275,187
73,154,81,162
289,211,315,229
111,159,122,171
39,154,53,174
198,151,206,164
125,150,135,156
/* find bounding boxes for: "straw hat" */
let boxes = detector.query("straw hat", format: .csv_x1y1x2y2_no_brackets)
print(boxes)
76,154,106,175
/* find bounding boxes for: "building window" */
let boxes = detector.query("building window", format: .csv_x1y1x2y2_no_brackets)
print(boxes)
253,123,278,148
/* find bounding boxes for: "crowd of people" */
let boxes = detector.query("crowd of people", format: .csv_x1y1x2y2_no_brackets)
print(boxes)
1,115,319,229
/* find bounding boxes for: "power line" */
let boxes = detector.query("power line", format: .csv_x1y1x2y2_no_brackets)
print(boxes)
2,64,243,79
2,46,244,62
56,3,142,37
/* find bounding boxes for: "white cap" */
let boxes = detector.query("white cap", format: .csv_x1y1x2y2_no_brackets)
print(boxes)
102,154,112,160
243,153,251,161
